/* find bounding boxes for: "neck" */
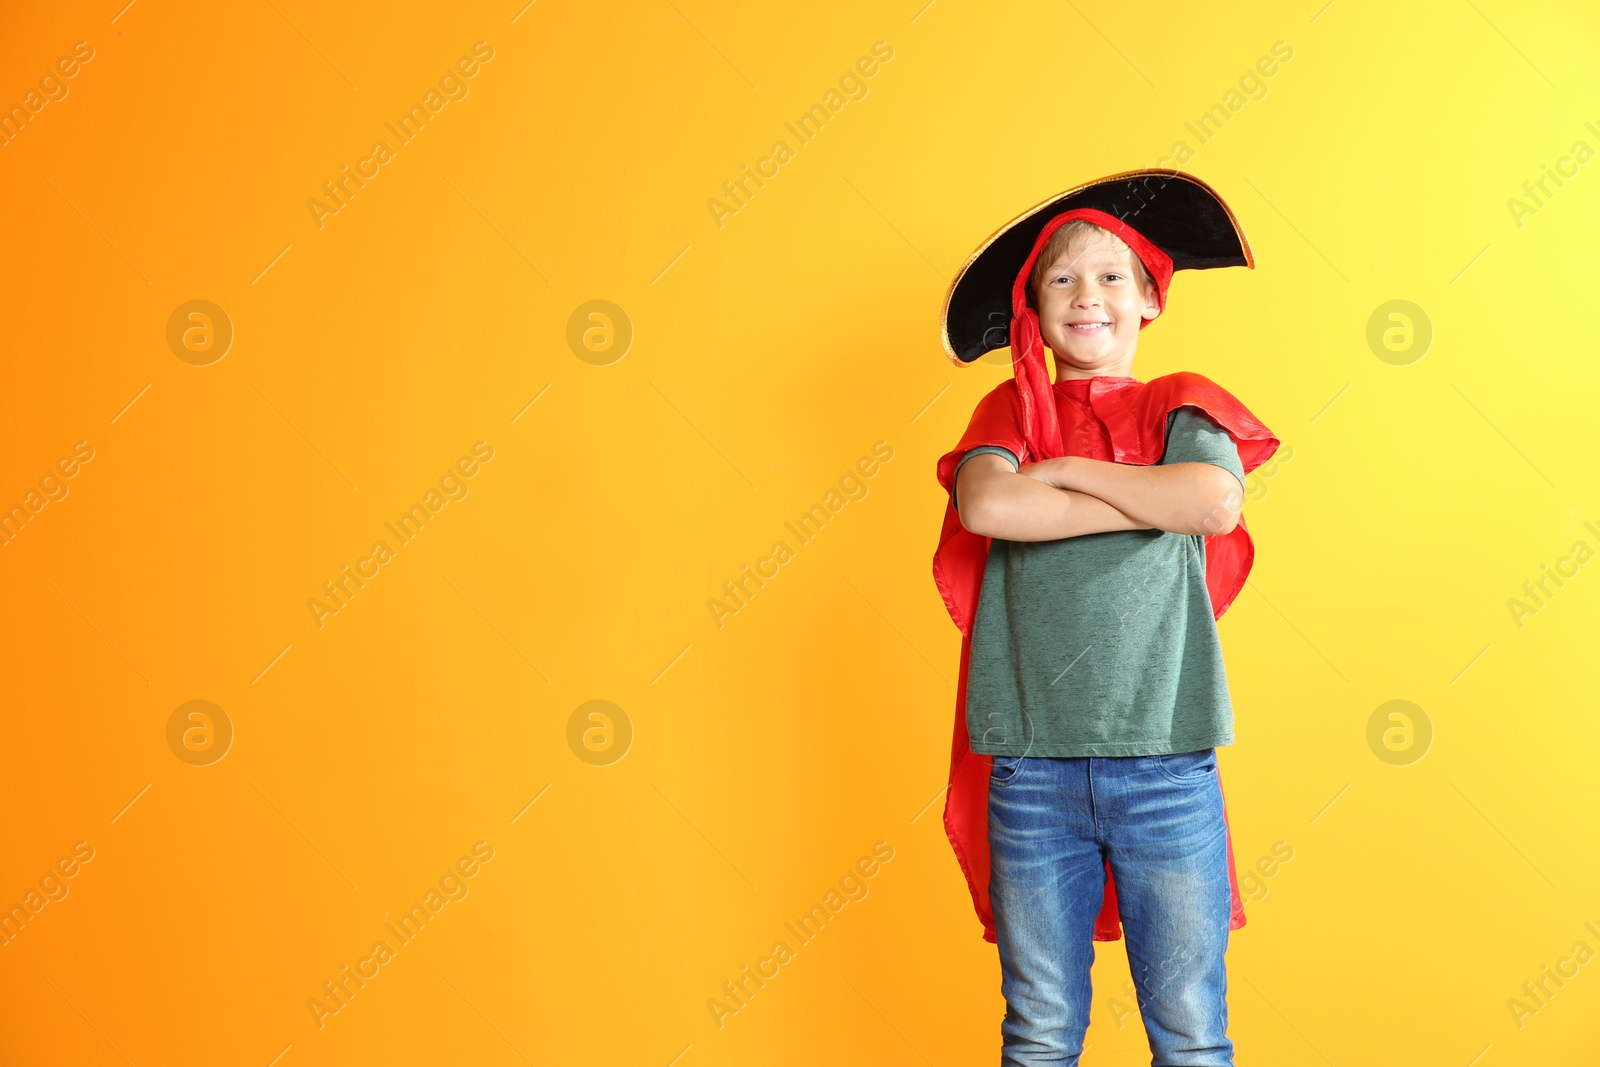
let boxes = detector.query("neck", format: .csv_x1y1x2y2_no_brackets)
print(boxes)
1052,357,1138,382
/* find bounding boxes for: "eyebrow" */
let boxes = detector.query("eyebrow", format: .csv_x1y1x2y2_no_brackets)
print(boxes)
1046,259,1130,272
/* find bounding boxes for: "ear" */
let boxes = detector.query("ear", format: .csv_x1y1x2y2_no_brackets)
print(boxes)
1141,283,1162,322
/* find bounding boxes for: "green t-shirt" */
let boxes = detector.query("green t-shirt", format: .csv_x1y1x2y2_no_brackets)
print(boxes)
953,406,1246,757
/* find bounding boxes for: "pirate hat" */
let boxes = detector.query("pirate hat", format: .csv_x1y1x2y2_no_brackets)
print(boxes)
940,169,1253,365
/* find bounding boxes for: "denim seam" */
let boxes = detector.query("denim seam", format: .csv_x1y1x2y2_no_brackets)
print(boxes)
989,754,1027,789
1153,750,1217,787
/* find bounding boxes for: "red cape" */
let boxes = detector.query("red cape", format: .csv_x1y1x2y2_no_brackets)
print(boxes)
933,370,1280,943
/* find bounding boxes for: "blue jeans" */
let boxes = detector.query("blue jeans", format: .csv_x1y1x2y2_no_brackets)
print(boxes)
987,750,1234,1066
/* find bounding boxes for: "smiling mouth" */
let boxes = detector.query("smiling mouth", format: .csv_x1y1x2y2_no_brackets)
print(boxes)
1066,321,1110,333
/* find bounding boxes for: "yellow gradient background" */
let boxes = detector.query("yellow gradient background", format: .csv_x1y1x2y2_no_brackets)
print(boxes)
2,1,1598,1064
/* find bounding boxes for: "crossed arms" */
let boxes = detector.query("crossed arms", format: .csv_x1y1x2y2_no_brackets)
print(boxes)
954,453,1243,542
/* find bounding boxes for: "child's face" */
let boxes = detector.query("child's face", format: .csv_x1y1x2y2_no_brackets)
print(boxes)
1034,232,1160,377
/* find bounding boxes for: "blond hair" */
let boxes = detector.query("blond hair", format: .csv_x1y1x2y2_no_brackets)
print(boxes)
1026,219,1154,309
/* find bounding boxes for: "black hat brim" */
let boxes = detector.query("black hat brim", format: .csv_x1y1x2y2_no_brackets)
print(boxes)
941,169,1253,364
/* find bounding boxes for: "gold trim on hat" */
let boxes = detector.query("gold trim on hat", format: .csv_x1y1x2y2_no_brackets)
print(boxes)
939,169,1255,365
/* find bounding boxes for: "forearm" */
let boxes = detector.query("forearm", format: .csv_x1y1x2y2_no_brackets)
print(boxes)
964,476,1152,542
1032,455,1240,536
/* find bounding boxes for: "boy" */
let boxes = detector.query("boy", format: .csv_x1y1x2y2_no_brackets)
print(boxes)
931,172,1280,1066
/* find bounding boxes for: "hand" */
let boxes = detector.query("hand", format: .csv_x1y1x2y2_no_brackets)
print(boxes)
1023,457,1156,531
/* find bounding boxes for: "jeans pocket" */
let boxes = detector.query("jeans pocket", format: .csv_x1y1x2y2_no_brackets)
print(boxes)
989,754,1026,787
1153,747,1216,785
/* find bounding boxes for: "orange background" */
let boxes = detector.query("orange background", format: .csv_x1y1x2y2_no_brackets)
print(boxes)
2,1,1599,1064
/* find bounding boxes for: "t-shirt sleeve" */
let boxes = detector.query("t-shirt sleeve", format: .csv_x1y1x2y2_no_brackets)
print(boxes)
950,445,1020,513
1160,406,1246,494
936,383,1027,496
